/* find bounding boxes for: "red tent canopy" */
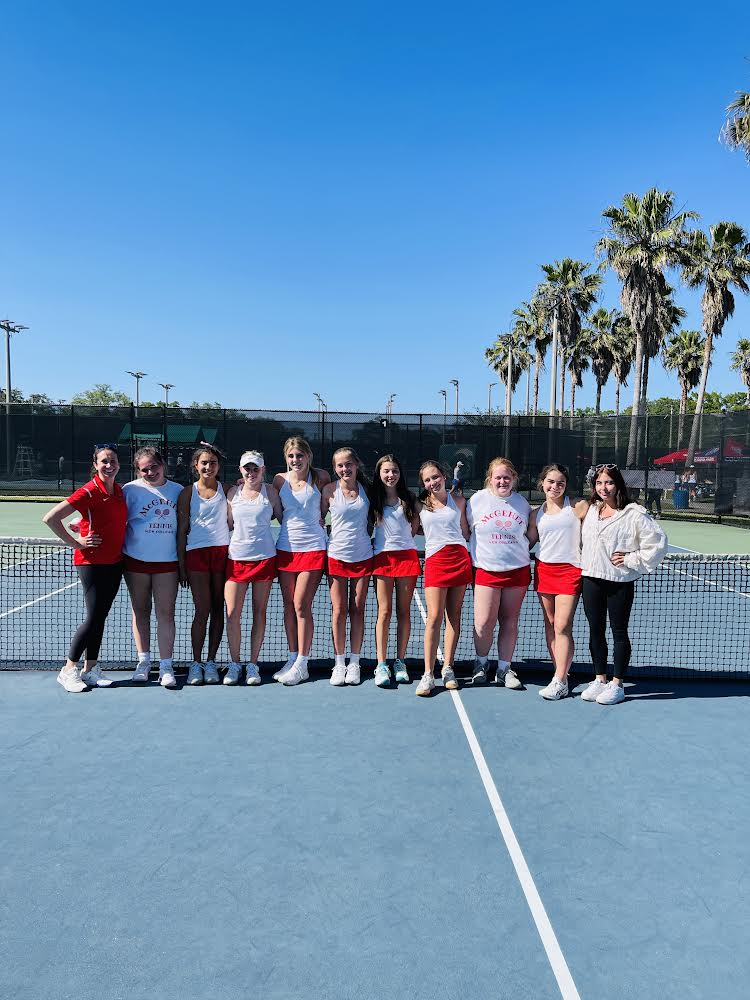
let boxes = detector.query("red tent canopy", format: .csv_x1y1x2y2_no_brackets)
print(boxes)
654,449,688,466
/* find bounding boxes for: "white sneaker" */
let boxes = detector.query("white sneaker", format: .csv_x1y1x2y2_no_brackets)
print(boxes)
81,663,113,688
416,673,435,697
159,667,177,689
539,678,568,701
330,663,347,686
131,661,151,683
471,659,488,685
245,663,261,686
274,655,297,682
596,680,625,705
441,666,459,690
57,665,87,693
281,662,309,686
224,662,242,686
203,661,220,684
345,663,361,685
581,679,609,702
187,661,203,685
497,667,522,690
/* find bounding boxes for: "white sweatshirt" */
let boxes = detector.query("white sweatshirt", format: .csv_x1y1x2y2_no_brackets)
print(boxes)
580,503,667,582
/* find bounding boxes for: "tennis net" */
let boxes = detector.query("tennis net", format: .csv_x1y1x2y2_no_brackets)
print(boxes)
1,538,748,679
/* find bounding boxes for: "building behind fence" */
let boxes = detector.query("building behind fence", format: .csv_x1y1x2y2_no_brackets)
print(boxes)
2,403,749,517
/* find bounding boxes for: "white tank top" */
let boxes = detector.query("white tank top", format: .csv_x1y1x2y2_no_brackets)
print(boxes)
536,498,581,567
373,501,417,555
228,484,276,561
327,482,372,562
186,482,230,551
122,479,182,561
276,474,327,552
468,489,531,571
419,493,467,559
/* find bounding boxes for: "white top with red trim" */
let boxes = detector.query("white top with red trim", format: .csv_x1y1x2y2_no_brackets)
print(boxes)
186,482,230,551
373,501,417,555
122,479,182,561
536,498,581,567
419,493,467,559
467,489,531,571
229,484,276,561
327,482,373,563
276,474,327,553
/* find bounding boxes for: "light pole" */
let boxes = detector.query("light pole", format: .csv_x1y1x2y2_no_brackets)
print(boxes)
487,382,497,414
449,379,459,420
386,394,396,446
1,320,28,476
158,382,175,407
126,371,147,414
439,389,447,444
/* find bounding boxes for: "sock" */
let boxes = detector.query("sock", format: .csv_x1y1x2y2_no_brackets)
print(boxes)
287,650,298,665
138,651,151,664
498,659,511,672
159,658,173,672
477,655,488,666
348,653,361,666
334,654,346,668
294,654,309,669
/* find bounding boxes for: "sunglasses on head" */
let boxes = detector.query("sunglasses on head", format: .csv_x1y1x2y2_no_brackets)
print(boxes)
595,463,617,472
94,442,118,453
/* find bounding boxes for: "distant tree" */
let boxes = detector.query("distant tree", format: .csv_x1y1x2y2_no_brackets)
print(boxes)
730,337,750,406
662,329,705,446
71,384,131,406
0,387,25,403
721,89,750,162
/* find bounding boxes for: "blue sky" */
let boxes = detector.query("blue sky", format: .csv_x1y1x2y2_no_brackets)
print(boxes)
2,1,749,415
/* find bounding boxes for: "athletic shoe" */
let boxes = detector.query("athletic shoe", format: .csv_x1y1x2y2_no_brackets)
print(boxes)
274,655,297,682
472,660,488,685
539,678,568,701
131,661,151,683
441,666,459,690
159,667,177,689
245,663,261,686
416,673,435,697
187,661,204,685
203,661,220,684
497,667,522,690
345,663,361,685
330,664,347,686
57,666,87,693
81,663,113,688
281,662,309,686
580,679,609,702
394,659,410,683
596,681,625,706
224,662,242,686
374,662,391,687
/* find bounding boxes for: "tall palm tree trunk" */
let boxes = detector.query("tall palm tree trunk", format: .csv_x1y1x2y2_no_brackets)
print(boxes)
570,382,576,428
525,367,531,416
627,334,645,466
592,383,603,466
532,353,541,418
677,380,687,449
614,381,620,456
686,332,714,465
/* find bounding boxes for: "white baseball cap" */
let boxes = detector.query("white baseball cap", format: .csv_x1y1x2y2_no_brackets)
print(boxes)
240,450,265,468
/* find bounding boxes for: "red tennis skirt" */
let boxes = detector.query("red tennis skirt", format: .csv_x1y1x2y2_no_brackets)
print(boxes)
327,556,374,578
474,564,531,590
424,544,473,588
372,549,422,578
226,556,277,583
185,545,229,573
534,560,582,596
123,555,178,575
276,549,327,573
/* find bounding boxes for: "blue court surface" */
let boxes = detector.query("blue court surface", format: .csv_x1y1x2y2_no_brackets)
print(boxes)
2,669,749,1000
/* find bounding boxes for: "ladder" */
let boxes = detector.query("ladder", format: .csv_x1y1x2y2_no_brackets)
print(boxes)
13,444,34,478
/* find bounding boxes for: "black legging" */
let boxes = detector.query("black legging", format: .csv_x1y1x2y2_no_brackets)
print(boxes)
581,576,635,680
68,564,124,663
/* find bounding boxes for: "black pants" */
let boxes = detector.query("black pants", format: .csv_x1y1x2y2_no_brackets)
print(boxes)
645,490,662,515
581,576,635,680
68,564,123,663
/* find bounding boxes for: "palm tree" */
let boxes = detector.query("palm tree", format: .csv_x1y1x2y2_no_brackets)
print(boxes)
730,337,750,406
512,297,550,417
538,258,601,421
586,308,618,464
565,330,592,425
596,188,697,465
682,221,750,464
722,90,750,162
611,314,635,456
662,329,706,447
485,332,529,412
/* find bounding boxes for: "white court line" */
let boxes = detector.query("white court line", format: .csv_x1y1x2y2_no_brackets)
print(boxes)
0,580,80,619
668,566,750,599
412,589,581,1000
